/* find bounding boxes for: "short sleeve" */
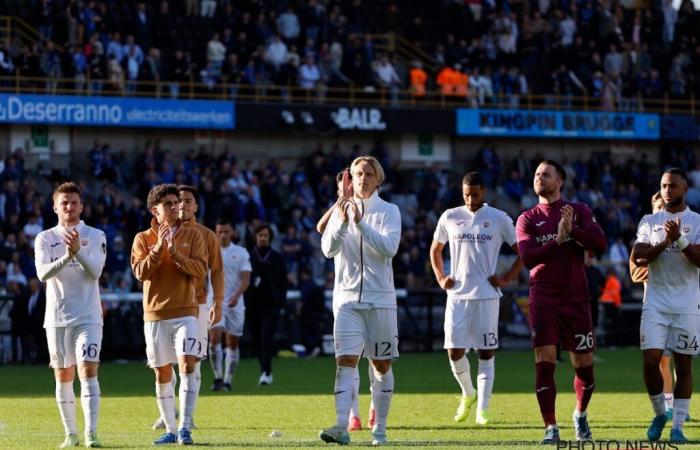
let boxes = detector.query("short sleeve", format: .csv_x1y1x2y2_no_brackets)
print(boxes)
433,212,449,244
240,249,252,272
636,216,651,244
500,212,517,247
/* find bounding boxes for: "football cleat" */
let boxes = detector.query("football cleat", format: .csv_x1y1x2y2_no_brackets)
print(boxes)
319,425,350,445
347,416,362,432
647,414,668,441
541,425,560,445
177,428,193,445
223,383,231,392
59,434,79,448
153,432,177,445
84,432,102,448
371,431,387,446
454,394,477,422
211,379,224,391
475,410,490,425
670,428,688,444
573,411,592,441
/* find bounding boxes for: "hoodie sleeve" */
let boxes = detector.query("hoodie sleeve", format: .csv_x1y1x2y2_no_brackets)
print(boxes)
321,210,349,258
356,203,401,258
131,232,162,281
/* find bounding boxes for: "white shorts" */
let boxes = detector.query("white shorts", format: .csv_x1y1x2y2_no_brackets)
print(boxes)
223,306,245,337
46,323,103,369
210,305,245,337
444,298,499,350
333,305,399,360
197,304,209,359
640,308,700,355
144,316,200,368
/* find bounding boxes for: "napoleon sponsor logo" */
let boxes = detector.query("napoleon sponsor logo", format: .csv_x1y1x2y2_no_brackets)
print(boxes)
453,233,493,243
536,233,558,244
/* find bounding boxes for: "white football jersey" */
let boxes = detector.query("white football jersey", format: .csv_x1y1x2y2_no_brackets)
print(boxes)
434,204,517,300
636,207,700,314
220,243,252,311
34,221,106,327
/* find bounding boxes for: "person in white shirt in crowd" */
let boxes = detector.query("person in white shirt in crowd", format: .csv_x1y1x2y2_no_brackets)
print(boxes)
264,35,288,72
34,182,107,449
298,55,321,90
23,213,43,246
373,54,401,104
319,156,401,446
207,33,227,70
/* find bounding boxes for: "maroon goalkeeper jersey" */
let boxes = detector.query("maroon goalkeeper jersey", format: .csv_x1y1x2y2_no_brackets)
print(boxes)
516,199,607,305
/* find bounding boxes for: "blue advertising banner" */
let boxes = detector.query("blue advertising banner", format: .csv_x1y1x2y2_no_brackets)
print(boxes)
456,108,659,140
660,115,700,141
0,94,235,129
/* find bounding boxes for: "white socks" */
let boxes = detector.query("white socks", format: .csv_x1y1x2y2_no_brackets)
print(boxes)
79,377,100,435
650,392,667,417
371,366,394,435
673,398,690,431
179,372,198,431
665,393,674,410
350,366,361,418
477,358,495,413
210,343,223,379
224,348,240,385
56,381,77,436
156,382,177,434
334,366,356,429
185,363,202,429
450,356,475,397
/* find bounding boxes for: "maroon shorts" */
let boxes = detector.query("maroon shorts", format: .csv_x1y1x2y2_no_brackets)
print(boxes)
529,300,594,353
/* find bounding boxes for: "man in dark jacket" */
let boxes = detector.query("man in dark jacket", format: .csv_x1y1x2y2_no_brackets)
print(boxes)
245,223,287,385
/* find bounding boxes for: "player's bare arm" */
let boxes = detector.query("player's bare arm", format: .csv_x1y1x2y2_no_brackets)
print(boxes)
631,219,677,265
430,240,455,289
228,271,251,307
488,244,522,288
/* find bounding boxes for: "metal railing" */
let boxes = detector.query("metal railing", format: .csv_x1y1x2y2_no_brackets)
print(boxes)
1,73,697,114
0,15,63,52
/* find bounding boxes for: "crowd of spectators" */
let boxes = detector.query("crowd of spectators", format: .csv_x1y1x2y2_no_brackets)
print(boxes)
1,0,699,109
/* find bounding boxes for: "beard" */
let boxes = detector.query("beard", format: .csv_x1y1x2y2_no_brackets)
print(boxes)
534,185,551,196
666,196,684,208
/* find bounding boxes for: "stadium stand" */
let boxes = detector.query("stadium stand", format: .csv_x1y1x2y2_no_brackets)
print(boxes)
0,0,698,109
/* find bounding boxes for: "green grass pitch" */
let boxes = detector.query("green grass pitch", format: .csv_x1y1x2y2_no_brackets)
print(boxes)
0,348,698,448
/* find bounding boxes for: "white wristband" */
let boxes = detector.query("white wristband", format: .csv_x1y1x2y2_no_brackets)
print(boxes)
677,236,690,250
